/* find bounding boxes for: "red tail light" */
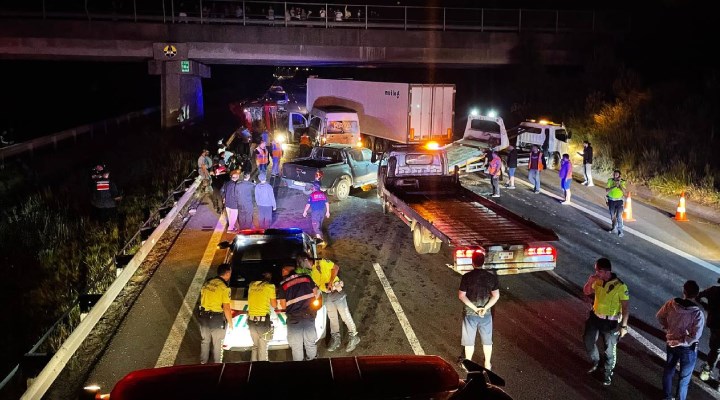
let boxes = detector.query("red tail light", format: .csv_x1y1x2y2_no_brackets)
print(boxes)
455,248,484,258
240,229,266,235
526,246,555,257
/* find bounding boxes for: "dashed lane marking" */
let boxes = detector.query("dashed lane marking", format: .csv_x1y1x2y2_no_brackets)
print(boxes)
155,217,226,367
372,263,425,355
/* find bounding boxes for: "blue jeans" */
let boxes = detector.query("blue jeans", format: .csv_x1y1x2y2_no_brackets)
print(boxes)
663,345,697,400
608,199,624,233
528,169,541,191
272,157,280,175
286,317,317,361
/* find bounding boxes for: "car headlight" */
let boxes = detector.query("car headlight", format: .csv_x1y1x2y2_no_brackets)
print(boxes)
276,134,286,143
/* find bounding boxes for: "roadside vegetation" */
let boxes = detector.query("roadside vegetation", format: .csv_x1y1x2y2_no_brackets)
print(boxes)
0,120,196,380
566,68,720,206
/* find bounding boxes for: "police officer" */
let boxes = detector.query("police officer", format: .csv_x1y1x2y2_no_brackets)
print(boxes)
298,254,360,353
247,271,277,361
606,169,627,237
303,182,329,243
582,257,630,386
91,170,121,222
198,263,233,364
278,264,319,361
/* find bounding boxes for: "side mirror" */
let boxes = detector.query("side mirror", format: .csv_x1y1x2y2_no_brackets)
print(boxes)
217,241,231,249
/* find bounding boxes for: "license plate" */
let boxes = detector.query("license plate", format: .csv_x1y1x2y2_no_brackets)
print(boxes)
293,180,306,187
456,257,472,265
497,251,514,260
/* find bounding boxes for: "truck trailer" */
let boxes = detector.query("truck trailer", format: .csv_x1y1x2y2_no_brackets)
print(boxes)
295,78,455,152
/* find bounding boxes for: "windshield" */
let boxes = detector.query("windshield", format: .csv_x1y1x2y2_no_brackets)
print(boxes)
470,120,501,133
229,237,306,288
310,147,344,163
327,120,359,134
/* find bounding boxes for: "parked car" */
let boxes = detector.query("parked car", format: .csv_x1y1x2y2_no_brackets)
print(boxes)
281,144,378,200
217,228,327,351
101,356,515,400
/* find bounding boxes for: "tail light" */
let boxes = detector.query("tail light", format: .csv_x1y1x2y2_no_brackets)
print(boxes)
455,248,484,259
526,245,556,258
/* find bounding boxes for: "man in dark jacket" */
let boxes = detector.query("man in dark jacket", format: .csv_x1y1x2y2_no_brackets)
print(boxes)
657,280,705,400
698,279,720,381
504,144,517,189
91,170,121,222
237,172,255,229
278,264,320,361
220,170,242,232
577,141,594,186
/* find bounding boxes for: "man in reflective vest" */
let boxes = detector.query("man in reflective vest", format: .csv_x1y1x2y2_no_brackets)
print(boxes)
198,263,233,364
299,131,312,157
271,137,283,176
254,140,270,182
278,264,319,361
528,145,544,194
606,169,627,238
91,170,121,222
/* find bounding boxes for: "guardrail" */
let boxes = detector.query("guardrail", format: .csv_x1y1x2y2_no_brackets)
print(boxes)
0,107,160,164
0,170,200,400
0,0,630,33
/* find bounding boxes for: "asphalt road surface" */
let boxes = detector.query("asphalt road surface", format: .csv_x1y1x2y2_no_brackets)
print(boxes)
81,149,720,400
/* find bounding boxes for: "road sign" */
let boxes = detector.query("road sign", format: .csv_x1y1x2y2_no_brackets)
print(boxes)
181,60,190,73
163,44,177,58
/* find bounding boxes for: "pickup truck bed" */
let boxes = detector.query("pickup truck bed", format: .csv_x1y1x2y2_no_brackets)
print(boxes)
444,138,493,173
385,186,558,248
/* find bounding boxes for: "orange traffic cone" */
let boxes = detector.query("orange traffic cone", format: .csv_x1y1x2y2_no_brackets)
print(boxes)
674,191,689,222
622,192,636,221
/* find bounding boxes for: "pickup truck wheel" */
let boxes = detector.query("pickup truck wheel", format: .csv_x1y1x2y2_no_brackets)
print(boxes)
412,226,431,254
334,178,351,201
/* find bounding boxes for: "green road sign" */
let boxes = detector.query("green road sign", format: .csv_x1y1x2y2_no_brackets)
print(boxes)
180,60,190,73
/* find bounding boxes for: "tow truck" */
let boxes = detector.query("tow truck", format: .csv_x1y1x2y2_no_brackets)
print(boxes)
378,142,558,275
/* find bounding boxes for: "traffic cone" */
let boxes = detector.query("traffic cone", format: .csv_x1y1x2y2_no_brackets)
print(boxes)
674,191,689,222
622,192,636,221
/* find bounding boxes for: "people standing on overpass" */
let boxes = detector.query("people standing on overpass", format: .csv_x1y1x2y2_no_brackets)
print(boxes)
254,174,276,229
198,263,233,364
198,149,213,195
247,271,278,361
298,255,361,353
487,150,501,198
559,153,572,205
279,264,320,361
605,170,627,238
237,172,255,229
254,140,270,182
220,170,242,232
504,144,517,189
528,145,544,194
697,279,720,382
578,141,594,186
582,257,629,386
657,280,704,400
458,251,500,371
303,182,330,243
271,136,284,176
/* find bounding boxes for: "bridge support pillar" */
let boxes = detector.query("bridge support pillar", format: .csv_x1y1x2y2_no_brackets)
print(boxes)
149,52,211,129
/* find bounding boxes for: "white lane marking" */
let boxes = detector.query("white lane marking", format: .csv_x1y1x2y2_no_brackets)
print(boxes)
513,177,720,274
372,263,425,355
155,217,226,367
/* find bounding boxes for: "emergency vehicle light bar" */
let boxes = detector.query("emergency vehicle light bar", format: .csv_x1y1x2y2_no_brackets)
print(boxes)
238,228,303,236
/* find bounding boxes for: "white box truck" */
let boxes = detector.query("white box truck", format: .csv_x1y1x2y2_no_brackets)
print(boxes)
290,78,455,153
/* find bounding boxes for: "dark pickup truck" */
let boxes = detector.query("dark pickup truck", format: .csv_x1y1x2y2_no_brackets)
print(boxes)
281,144,378,200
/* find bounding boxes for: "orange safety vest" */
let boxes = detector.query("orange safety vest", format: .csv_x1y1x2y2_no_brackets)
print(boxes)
529,152,544,171
271,142,283,158
300,134,311,146
256,147,269,165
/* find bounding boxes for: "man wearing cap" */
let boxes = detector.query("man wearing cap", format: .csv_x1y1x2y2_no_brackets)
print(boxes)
303,182,330,242
582,257,630,386
298,254,360,353
278,264,319,361
254,174,276,229
237,172,256,229
220,170,242,232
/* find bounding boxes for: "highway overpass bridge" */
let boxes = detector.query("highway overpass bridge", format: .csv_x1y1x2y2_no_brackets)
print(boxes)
0,3,626,127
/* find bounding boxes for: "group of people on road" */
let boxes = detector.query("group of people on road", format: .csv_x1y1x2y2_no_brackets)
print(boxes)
459,251,719,400
198,254,361,364
219,169,276,231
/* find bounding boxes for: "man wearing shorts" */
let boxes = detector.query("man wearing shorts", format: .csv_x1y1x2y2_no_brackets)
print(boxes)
559,153,572,204
458,251,500,371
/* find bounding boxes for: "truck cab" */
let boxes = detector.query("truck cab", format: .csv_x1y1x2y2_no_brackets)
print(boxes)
514,119,571,169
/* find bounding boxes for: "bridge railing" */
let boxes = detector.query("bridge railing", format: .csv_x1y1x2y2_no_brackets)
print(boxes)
0,0,630,33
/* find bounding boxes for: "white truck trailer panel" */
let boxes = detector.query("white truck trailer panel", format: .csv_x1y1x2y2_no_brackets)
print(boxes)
307,78,454,144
